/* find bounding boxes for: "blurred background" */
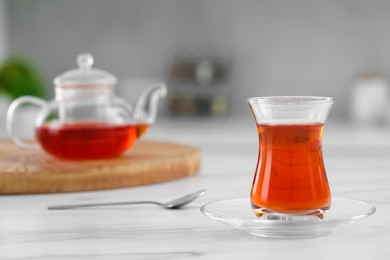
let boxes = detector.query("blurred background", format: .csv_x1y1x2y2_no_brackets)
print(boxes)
2,0,390,136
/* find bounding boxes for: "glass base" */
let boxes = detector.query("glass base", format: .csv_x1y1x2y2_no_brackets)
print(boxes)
253,207,327,220
256,212,326,221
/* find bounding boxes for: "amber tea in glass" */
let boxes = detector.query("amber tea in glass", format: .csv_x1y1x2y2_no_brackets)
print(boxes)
247,96,334,218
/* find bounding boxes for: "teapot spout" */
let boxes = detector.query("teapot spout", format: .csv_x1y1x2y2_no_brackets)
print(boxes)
134,83,167,124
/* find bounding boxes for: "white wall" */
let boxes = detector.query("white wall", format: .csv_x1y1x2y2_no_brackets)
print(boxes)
7,0,390,119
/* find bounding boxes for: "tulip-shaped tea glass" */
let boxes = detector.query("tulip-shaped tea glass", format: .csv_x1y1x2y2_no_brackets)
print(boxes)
247,96,334,219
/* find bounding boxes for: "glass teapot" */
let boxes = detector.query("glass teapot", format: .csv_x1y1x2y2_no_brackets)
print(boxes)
7,53,167,160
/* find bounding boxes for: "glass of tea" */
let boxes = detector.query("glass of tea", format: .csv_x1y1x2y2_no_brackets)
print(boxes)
247,96,335,218
7,53,167,160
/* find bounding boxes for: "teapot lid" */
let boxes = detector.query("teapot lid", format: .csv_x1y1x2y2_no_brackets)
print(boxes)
54,53,117,87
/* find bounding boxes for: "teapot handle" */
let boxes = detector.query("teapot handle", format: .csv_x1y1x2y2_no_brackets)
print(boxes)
7,96,48,150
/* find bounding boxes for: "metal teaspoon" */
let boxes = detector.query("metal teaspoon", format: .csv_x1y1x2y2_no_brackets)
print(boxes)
48,189,206,210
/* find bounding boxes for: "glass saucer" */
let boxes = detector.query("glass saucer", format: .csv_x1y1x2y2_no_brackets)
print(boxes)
200,197,375,239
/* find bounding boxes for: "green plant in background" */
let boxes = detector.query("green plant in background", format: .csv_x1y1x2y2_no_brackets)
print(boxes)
0,57,46,99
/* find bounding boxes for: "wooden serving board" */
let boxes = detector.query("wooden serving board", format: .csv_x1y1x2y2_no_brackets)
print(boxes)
0,140,201,194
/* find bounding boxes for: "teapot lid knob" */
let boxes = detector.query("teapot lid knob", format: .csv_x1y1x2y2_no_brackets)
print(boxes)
77,53,94,70
54,52,117,87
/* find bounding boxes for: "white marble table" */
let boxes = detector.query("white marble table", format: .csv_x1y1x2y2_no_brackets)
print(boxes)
0,118,388,259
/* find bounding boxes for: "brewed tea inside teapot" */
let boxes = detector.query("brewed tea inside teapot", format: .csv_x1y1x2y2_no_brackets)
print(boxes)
7,53,167,160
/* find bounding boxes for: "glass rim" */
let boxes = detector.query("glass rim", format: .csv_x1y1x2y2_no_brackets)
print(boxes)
246,96,335,104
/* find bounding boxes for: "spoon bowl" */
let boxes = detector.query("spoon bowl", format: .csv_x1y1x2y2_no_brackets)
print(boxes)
163,189,206,209
48,189,206,210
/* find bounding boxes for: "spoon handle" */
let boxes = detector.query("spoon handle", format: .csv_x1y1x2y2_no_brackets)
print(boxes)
48,201,162,210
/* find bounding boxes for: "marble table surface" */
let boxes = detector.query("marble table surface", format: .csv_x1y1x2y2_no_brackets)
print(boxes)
0,118,389,259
